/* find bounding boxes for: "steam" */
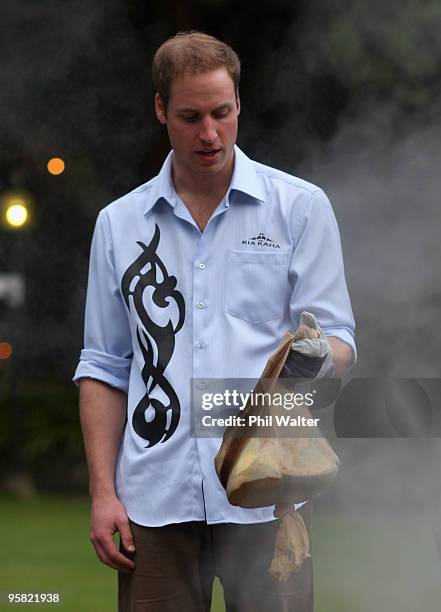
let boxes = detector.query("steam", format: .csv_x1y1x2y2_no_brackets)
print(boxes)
297,103,441,377
296,103,441,611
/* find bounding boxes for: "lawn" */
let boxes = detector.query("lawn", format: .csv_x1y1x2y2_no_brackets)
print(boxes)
0,495,224,612
1,495,440,611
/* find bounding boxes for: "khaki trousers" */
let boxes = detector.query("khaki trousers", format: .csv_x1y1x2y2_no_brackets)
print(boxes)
118,504,313,612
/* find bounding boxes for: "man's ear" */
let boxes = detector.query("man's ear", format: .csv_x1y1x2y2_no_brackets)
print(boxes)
236,92,241,117
155,93,167,124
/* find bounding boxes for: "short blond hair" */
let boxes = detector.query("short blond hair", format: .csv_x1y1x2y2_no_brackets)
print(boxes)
152,31,241,107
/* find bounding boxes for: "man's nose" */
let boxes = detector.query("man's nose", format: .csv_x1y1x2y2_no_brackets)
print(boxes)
198,116,217,143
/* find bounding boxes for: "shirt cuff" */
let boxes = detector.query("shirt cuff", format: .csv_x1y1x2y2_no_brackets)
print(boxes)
72,348,131,393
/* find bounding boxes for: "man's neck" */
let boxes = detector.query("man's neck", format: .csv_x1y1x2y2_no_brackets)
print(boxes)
171,153,234,202
171,154,235,232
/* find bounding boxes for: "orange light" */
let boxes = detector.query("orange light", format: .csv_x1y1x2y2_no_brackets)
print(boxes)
47,157,65,175
0,342,12,359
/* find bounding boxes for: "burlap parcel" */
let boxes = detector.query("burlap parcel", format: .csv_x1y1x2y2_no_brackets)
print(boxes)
214,327,340,581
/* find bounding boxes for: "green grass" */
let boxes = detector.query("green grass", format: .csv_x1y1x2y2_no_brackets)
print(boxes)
0,496,114,611
1,496,440,611
0,495,224,612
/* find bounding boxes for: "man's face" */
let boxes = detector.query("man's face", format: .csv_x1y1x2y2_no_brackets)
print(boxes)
155,67,240,180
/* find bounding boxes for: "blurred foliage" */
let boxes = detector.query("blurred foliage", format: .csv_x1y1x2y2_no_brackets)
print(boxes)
232,0,441,170
307,0,441,109
0,381,85,491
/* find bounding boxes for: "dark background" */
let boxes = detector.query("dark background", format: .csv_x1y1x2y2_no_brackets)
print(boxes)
1,0,441,500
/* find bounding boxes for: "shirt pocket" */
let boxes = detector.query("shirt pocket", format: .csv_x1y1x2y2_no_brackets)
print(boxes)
225,249,291,324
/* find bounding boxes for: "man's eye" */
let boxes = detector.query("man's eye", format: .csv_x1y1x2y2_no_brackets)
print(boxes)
214,110,230,119
182,115,198,122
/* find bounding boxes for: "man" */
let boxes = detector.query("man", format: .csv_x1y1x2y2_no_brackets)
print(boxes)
74,31,356,612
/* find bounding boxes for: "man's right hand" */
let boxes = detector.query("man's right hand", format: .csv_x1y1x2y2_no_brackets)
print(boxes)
89,495,136,573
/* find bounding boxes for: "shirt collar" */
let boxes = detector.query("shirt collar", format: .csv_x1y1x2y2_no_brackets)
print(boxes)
144,150,175,215
228,145,266,204
144,144,265,216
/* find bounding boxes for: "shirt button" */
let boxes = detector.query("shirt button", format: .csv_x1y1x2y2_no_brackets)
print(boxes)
197,342,206,349
198,263,206,269
197,302,205,309
198,383,206,390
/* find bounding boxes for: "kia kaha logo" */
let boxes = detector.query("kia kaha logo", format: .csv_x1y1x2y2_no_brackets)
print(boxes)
242,232,281,248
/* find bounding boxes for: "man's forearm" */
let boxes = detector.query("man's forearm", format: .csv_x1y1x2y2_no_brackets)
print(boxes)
328,336,355,377
79,378,127,499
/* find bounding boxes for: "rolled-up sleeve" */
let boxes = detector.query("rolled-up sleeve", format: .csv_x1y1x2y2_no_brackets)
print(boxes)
73,210,133,392
289,189,357,363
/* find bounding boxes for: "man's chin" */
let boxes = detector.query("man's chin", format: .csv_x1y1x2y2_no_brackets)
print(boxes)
193,157,227,174
174,150,233,178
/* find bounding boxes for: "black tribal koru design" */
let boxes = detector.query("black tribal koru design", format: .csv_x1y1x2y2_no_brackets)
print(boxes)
121,225,185,448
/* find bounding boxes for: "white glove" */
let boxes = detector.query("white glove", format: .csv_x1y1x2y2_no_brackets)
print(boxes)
282,311,334,379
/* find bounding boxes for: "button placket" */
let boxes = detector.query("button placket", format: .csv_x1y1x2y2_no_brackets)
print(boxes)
193,239,210,381
194,249,209,361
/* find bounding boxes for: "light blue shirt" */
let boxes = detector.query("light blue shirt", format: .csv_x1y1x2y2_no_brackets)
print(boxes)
73,145,356,526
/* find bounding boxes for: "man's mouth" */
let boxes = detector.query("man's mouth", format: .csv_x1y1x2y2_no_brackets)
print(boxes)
196,149,221,158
